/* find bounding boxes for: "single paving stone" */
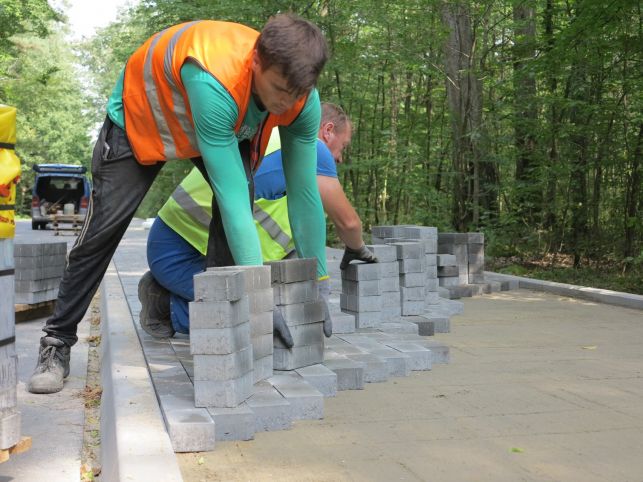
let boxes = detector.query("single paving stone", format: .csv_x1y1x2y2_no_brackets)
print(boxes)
378,261,400,278
158,390,216,452
268,373,324,420
340,293,382,312
267,258,317,284
377,320,420,335
322,357,365,390
330,311,356,334
207,404,255,441
252,333,274,359
188,297,249,330
364,346,412,377
365,244,397,262
295,364,338,397
246,381,292,432
280,300,325,326
341,309,382,329
273,279,318,305
398,258,426,274
384,342,432,371
194,370,254,408
346,353,388,383
249,288,274,314
273,343,324,370
253,355,273,384
341,262,381,281
189,322,251,355
250,311,273,337
192,346,253,380
273,322,323,349
193,270,245,302
391,242,424,260
418,340,450,364
341,279,382,296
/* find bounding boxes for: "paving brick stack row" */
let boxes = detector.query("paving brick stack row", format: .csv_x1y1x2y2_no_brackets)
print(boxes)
340,262,382,328
268,258,325,370
366,244,400,318
437,253,459,287
437,232,489,297
14,241,66,304
1,239,20,451
467,233,485,284
390,242,425,316
190,269,253,408
214,266,274,383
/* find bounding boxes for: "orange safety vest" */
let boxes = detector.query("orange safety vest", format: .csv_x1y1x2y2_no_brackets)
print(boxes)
123,20,308,166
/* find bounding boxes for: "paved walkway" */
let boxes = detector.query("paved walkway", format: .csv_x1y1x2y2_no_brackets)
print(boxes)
177,290,643,481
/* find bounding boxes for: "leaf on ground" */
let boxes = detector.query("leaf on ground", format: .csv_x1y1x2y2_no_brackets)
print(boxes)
581,345,597,350
197,456,204,465
510,447,524,453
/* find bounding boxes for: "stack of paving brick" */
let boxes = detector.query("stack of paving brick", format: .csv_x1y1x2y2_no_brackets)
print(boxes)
398,226,440,308
366,244,400,318
1,239,20,452
467,233,485,284
392,241,426,316
437,253,459,288
14,241,66,304
340,262,382,328
214,266,274,383
268,258,325,370
190,269,253,408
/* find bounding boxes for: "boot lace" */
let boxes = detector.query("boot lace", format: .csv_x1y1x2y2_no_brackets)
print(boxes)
39,345,61,371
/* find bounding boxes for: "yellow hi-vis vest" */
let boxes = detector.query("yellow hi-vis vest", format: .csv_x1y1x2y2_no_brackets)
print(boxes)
158,167,294,261
0,105,21,239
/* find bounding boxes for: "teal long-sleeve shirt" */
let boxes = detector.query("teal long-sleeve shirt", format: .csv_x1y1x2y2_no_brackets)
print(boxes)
106,63,327,278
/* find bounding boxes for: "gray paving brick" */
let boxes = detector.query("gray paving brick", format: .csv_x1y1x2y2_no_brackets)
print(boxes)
400,300,424,315
14,277,61,292
423,238,438,254
365,244,397,262
404,315,435,336
341,279,381,297
14,255,65,269
371,225,397,238
382,306,402,318
438,233,469,244
189,323,251,355
253,354,273,384
378,320,419,334
438,276,460,287
15,288,58,304
382,290,401,308
207,404,255,441
399,272,426,288
273,343,324,370
322,357,365,390
339,293,382,312
400,286,425,301
400,226,438,239
380,276,400,292
295,364,337,397
193,346,253,380
249,288,274,314
341,262,381,281
331,311,355,334
398,258,426,274
273,322,323,349
188,297,249,330
467,232,484,244
341,309,382,328
250,311,272,337
391,242,423,259
280,300,325,326
194,270,245,302
14,264,64,281
469,273,485,284
252,333,273,359
194,370,253,408
247,381,292,432
379,261,400,278
437,254,457,266
426,265,438,278
346,353,388,383
14,241,66,257
417,340,450,364
273,279,317,305
426,278,439,291
438,265,459,277
0,386,17,412
424,253,437,266
385,342,432,371
268,373,324,420
424,291,441,306
362,346,411,377
214,265,272,291
267,258,317,284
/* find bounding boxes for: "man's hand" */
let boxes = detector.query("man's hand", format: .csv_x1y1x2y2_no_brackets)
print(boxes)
339,244,378,270
317,278,332,337
273,308,294,348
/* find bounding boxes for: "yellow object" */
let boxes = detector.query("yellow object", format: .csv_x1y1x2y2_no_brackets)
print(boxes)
0,105,21,238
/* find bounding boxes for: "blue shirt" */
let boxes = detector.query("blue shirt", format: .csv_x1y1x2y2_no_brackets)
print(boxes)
254,140,338,200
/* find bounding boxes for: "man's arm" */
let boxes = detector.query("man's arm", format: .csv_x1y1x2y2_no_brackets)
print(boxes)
317,176,364,249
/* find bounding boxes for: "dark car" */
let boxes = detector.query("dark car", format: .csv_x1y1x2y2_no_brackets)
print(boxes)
31,164,91,230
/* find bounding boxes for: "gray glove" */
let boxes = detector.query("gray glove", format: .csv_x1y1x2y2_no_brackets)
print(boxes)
273,308,294,348
340,244,378,270
317,278,332,338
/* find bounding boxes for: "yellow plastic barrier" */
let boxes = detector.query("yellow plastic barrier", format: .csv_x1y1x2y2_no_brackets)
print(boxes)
0,105,21,238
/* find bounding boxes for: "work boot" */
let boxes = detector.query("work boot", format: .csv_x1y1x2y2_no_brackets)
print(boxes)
28,336,71,394
138,271,175,338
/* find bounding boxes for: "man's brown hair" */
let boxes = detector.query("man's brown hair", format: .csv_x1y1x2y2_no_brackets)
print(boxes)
321,102,351,133
257,13,328,97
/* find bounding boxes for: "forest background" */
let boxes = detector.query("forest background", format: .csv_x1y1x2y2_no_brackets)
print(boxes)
1,0,641,293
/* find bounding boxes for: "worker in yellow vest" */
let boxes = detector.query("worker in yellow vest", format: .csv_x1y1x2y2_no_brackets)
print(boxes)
141,103,377,345
29,15,329,394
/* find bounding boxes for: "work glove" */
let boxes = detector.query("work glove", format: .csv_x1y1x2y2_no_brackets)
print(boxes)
273,307,294,348
317,278,333,338
339,244,378,270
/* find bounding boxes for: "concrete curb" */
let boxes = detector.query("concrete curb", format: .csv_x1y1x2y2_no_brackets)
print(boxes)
100,263,184,482
485,271,643,310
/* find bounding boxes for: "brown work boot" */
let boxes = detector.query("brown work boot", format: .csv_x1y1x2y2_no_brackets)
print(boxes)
28,336,71,394
138,271,174,338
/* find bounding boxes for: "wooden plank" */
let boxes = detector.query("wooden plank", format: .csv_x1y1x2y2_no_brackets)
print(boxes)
15,300,55,323
0,436,32,464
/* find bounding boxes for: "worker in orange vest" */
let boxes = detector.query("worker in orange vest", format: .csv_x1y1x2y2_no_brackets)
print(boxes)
28,14,330,394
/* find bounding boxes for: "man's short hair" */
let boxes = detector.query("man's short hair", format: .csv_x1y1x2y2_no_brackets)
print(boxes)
321,102,351,133
257,14,328,98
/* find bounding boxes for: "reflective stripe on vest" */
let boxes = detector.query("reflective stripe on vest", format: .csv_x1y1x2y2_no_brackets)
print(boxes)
169,177,292,253
252,202,291,250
